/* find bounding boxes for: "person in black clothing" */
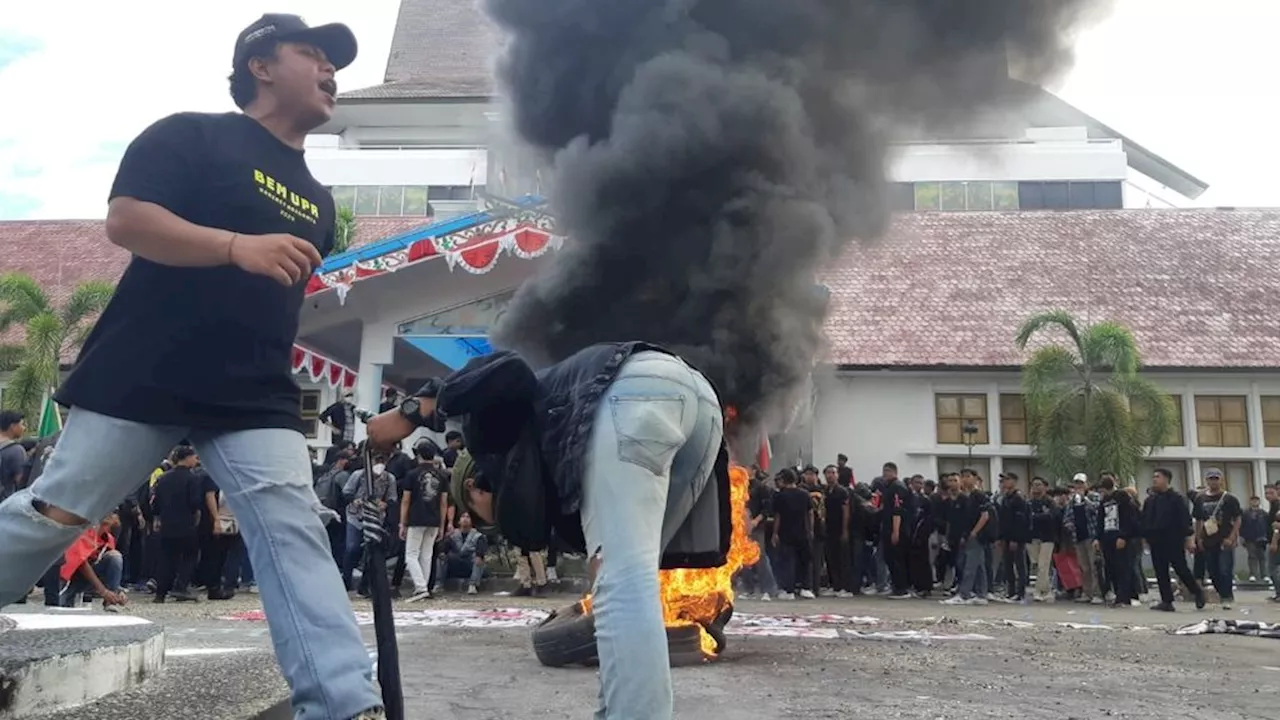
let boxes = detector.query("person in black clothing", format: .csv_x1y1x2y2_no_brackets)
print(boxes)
397,443,449,600
441,430,465,469
1094,475,1140,607
378,388,400,414
998,473,1030,601
742,469,780,598
1265,484,1280,601
1242,496,1269,582
1026,477,1058,602
878,462,911,599
905,475,933,596
151,447,204,603
1192,467,1242,610
1142,467,1204,612
822,465,853,596
772,468,814,599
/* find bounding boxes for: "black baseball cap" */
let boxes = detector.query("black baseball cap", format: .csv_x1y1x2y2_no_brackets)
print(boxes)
233,14,358,71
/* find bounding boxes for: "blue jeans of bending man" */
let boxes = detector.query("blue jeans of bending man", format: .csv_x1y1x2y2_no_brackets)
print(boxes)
0,408,381,720
436,553,485,586
958,539,989,600
61,549,124,606
580,352,723,720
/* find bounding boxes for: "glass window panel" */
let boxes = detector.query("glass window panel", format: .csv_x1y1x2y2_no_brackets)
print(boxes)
1042,182,1069,209
914,182,941,211
1219,396,1247,422
1267,462,1280,486
940,182,967,211
331,186,355,212
937,419,963,444
1000,394,1025,420
993,182,1019,210
965,182,994,210
378,186,404,216
961,396,987,419
1222,422,1250,448
1068,181,1096,209
427,185,451,200
353,186,379,216
1264,423,1280,448
1195,396,1219,422
1262,397,1280,422
1018,182,1044,210
1003,419,1027,445
1095,182,1123,209
938,457,991,484
936,395,960,418
1197,422,1223,447
402,186,430,216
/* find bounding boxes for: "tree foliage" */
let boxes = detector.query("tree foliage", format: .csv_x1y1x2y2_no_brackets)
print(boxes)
0,273,114,423
1015,310,1174,485
333,206,356,254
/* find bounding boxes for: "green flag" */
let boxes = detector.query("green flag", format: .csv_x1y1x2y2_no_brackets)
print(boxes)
37,392,62,438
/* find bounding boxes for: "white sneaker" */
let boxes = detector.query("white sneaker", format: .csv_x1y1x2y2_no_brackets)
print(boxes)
406,590,432,603
467,584,478,595
969,597,989,606
547,567,559,583
836,590,853,599
775,592,795,600
1249,575,1258,582
1129,599,1142,608
798,589,816,599
941,596,967,605
888,593,912,600
759,593,772,602
1221,601,1232,610
1090,597,1104,605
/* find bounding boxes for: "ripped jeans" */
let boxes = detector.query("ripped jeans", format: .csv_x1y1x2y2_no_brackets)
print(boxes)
0,408,380,720
580,351,724,720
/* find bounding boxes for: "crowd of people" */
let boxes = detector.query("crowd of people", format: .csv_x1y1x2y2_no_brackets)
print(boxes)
736,457,1280,613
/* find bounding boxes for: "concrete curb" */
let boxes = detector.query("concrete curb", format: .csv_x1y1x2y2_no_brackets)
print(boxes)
0,612,164,719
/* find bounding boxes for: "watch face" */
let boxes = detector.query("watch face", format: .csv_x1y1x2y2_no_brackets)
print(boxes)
401,398,420,416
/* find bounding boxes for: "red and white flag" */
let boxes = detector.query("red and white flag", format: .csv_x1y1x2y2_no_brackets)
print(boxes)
757,429,772,471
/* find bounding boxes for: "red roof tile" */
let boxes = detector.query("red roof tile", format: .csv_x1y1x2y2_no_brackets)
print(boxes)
821,209,1280,369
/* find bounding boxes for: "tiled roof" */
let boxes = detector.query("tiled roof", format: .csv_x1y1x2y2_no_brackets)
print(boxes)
341,0,497,101
821,209,1280,369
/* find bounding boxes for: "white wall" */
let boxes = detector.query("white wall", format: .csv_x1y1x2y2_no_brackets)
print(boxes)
305,146,488,188
888,131,1127,184
812,369,1280,497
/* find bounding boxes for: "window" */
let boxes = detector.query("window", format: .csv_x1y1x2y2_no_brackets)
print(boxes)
937,456,991,484
911,181,1020,212
378,186,405,215
1139,460,1190,495
1018,181,1125,210
332,186,355,212
936,394,989,445
353,186,380,216
329,185,477,216
403,186,431,216
301,390,322,440
1132,394,1184,446
1201,461,1252,496
1194,395,1250,448
999,394,1028,445
1262,396,1280,447
888,183,915,212
1267,462,1280,487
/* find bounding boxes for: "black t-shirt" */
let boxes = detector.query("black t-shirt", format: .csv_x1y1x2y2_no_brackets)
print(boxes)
773,486,811,543
879,481,907,538
824,484,849,538
1193,491,1242,546
399,465,447,528
56,113,335,431
152,467,204,538
1028,496,1057,542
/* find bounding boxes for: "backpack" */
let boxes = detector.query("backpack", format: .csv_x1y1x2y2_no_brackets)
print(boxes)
314,466,345,512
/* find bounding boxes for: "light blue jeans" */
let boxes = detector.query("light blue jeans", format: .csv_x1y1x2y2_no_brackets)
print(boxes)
0,408,380,720
580,351,724,720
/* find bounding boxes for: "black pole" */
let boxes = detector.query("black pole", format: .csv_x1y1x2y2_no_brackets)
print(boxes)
356,411,404,720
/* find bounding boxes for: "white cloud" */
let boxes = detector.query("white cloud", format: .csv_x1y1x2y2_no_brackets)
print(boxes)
0,0,399,219
0,0,1277,219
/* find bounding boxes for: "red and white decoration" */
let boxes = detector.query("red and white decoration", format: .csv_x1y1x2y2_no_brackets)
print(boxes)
291,344,357,391
305,211,564,303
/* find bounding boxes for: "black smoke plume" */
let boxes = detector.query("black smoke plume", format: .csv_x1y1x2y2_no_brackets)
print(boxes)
486,0,1109,433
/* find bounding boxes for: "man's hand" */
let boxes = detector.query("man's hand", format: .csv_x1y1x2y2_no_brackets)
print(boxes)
1092,539,1100,553
771,534,779,548
890,530,899,546
211,523,223,536
101,589,127,607
1115,538,1126,550
398,526,407,541
1224,535,1237,549
1185,538,1195,553
229,232,323,287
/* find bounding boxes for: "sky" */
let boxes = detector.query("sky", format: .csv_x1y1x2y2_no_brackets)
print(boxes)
0,0,1275,220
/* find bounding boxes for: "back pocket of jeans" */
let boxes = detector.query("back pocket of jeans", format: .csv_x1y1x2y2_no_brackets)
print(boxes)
609,395,686,475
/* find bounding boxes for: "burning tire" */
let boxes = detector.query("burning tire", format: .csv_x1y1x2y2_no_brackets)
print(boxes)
532,601,727,668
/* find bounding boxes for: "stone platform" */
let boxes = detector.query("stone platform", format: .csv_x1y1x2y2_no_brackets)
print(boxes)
0,610,164,719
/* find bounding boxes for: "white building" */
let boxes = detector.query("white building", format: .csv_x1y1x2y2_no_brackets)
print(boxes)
15,0,1280,499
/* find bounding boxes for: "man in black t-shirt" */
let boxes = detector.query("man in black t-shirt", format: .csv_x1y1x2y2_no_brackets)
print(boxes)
0,15,384,720
821,465,852,596
150,447,204,603
878,462,911,599
397,443,449,601
1193,467,1242,609
1265,483,1280,601
771,468,815,599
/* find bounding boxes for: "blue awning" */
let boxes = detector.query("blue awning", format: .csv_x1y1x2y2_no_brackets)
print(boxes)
402,336,493,371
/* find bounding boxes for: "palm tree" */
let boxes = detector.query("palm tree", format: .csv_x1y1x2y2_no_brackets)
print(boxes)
0,273,115,422
1015,310,1175,485
333,206,356,254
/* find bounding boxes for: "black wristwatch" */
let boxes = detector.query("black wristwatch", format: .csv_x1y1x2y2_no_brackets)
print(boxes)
398,397,424,424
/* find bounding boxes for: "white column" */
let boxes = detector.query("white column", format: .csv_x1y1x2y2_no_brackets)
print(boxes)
354,317,396,442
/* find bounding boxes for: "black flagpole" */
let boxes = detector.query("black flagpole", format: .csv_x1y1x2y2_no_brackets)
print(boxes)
356,410,404,720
